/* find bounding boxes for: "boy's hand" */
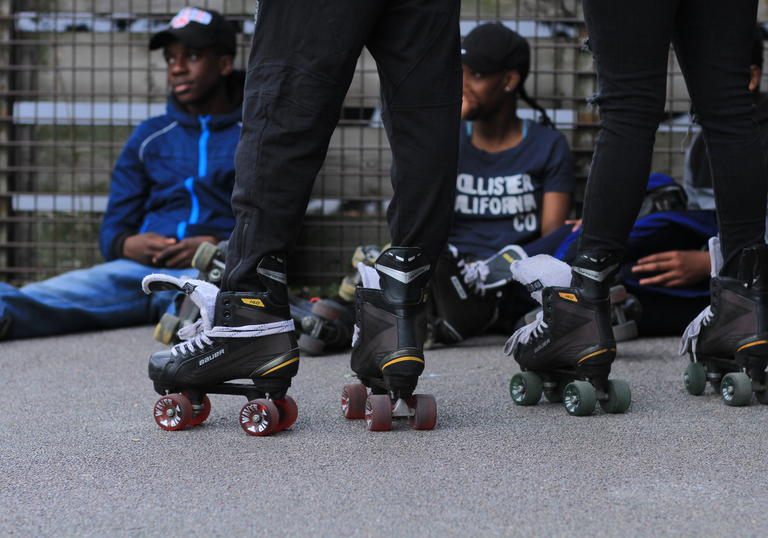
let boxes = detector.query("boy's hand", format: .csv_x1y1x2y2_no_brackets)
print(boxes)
631,250,710,288
122,233,176,265
154,236,219,268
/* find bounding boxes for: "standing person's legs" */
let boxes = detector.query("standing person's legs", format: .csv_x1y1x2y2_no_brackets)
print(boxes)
578,0,678,258
223,1,386,294
673,0,766,275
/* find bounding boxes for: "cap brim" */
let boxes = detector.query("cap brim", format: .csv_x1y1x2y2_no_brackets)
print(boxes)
461,50,500,74
149,27,217,51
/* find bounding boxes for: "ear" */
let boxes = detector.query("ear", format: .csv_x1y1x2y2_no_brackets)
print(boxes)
219,55,234,77
503,70,521,93
749,64,761,92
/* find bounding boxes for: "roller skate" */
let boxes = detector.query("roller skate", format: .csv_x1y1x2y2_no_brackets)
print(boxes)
337,245,383,302
461,243,528,292
144,255,300,436
341,247,437,431
504,253,632,416
427,244,502,344
680,238,768,406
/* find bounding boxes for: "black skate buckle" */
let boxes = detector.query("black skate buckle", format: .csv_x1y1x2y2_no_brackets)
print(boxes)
526,280,543,294
182,282,197,295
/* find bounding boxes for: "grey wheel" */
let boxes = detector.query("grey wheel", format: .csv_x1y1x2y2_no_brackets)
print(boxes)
683,362,707,396
563,381,597,416
599,379,632,414
298,333,325,356
612,321,638,342
153,313,181,345
721,372,752,406
191,241,219,272
509,372,543,406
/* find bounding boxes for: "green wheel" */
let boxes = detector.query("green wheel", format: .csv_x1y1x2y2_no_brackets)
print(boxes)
599,379,632,414
720,372,752,406
509,372,543,406
683,362,707,396
563,381,597,416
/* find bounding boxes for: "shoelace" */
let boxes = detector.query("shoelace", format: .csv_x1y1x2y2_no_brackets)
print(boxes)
503,310,548,357
170,319,296,357
678,305,713,356
461,261,489,294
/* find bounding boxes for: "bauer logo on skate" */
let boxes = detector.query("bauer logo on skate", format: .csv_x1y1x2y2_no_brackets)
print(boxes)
455,173,539,231
198,348,224,366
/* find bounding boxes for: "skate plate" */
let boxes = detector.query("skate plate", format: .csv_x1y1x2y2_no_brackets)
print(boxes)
341,382,437,431
684,353,768,406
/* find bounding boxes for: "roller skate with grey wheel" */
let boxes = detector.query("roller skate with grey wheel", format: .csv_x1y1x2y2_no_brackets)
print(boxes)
145,255,301,436
341,247,437,431
504,253,632,416
680,238,768,406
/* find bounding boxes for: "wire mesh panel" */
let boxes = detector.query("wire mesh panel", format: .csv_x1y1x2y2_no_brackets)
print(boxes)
1,1,766,287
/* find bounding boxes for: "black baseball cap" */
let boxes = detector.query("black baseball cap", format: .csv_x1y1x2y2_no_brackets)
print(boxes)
150,7,236,57
461,23,530,79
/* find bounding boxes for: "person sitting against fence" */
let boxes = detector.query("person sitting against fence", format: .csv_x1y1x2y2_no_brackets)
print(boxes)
0,7,242,340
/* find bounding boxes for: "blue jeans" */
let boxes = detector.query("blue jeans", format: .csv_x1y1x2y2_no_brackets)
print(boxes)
0,259,195,340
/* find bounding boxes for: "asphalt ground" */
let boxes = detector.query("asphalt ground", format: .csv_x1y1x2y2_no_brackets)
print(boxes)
2,327,768,537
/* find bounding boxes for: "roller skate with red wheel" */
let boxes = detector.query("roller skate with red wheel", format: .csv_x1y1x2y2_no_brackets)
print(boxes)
290,295,354,356
145,255,300,436
341,247,437,431
504,252,632,416
680,238,768,406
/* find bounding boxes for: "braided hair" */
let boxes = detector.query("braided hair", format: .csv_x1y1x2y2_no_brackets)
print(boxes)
505,31,554,128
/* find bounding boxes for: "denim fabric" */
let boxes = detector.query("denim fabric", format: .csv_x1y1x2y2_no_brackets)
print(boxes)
0,260,195,340
222,0,462,291
580,0,766,276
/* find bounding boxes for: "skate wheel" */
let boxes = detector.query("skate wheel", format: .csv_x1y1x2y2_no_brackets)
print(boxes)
186,394,212,427
599,379,632,414
365,395,392,431
239,398,280,436
408,394,437,431
341,383,368,419
153,393,193,431
544,385,564,403
563,381,597,416
153,313,181,345
310,299,345,321
509,372,543,406
274,396,299,431
683,362,707,396
191,241,219,272
720,372,752,406
298,333,326,356
612,320,638,342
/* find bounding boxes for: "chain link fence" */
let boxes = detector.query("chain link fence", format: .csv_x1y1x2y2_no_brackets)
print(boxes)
1,1,766,286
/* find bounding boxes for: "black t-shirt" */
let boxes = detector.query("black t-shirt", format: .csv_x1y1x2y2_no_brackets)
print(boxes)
448,120,575,259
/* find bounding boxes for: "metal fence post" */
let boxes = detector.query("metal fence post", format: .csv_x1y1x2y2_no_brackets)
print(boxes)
0,0,12,277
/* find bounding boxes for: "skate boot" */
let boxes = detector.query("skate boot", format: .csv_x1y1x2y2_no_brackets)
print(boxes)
680,237,768,406
153,240,227,345
341,247,437,431
145,255,300,436
427,244,502,344
503,253,631,416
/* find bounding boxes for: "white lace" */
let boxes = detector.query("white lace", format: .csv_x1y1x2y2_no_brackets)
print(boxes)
461,261,489,294
351,323,360,348
503,310,548,359
678,305,713,356
171,319,296,357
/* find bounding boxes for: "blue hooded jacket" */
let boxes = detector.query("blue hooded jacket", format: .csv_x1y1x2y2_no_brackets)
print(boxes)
100,90,241,261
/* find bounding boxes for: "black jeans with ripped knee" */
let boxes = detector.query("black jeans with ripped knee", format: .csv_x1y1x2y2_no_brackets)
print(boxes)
579,0,766,276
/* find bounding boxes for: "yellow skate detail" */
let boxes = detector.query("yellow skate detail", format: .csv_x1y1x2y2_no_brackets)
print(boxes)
737,339,768,352
241,298,265,307
559,292,578,302
382,356,425,370
577,347,615,364
260,356,300,376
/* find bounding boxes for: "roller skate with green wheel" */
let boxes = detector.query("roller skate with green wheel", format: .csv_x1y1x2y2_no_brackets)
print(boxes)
680,238,768,406
504,252,631,416
341,247,437,431
145,255,300,436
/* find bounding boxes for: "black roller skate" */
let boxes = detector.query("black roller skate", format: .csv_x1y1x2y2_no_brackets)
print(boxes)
680,238,768,406
504,253,632,416
155,240,354,356
427,244,502,345
341,247,437,431
144,255,300,436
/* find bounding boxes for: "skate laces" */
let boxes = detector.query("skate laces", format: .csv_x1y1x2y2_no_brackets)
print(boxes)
678,305,713,356
503,310,548,357
461,261,489,294
170,319,296,357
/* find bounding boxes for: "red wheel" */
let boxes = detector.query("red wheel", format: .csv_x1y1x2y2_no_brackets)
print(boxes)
342,383,368,419
153,393,193,431
273,396,299,431
365,395,392,431
186,394,212,427
239,398,280,436
310,299,343,320
408,394,437,431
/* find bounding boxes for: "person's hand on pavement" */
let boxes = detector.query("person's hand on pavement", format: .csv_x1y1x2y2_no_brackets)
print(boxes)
631,250,710,287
